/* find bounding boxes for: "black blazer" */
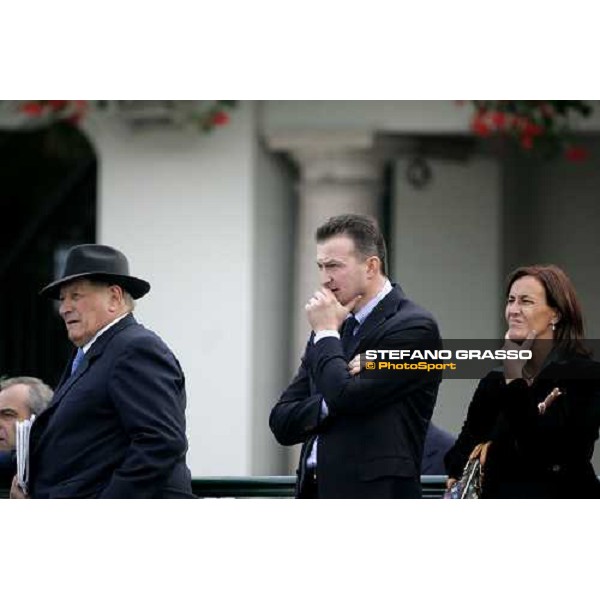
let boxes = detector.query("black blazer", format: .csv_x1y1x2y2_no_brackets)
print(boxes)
421,423,456,475
29,314,194,498
445,355,600,498
0,451,15,490
269,284,442,498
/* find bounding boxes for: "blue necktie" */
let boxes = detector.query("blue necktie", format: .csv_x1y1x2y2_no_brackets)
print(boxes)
70,348,85,376
341,315,359,352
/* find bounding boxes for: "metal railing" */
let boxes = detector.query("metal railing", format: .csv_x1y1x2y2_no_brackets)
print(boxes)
0,475,448,499
192,476,447,498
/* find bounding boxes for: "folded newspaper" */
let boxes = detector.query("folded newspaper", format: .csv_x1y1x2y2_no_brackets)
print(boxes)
15,415,35,494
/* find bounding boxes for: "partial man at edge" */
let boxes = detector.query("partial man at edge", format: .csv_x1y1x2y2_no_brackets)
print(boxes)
0,377,52,489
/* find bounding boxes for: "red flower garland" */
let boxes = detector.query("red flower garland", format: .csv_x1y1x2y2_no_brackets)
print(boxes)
15,100,237,133
18,100,89,124
464,101,594,162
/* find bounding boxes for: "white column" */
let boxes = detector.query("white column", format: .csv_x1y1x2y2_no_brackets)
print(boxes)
267,131,385,471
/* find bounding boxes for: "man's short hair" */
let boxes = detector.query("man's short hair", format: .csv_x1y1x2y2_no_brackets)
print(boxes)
0,376,53,416
316,214,388,275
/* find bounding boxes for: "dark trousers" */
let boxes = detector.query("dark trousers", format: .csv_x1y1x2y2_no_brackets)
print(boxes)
298,467,318,499
298,468,422,499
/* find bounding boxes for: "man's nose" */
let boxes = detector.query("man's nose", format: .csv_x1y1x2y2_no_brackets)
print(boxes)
319,271,331,286
59,299,71,317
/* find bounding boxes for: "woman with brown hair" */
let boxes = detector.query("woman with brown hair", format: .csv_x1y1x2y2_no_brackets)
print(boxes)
445,264,600,498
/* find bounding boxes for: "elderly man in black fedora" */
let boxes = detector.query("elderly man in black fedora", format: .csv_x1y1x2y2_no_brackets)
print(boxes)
11,244,193,498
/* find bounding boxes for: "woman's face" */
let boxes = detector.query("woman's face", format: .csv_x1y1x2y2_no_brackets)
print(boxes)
505,275,558,341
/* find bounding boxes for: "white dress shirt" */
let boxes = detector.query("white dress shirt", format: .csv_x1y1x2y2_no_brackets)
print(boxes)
81,312,131,355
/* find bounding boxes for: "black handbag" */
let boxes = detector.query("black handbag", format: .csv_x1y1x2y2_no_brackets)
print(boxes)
444,457,482,499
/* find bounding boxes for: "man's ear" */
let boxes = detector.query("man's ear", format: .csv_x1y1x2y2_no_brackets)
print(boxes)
365,256,380,278
108,285,125,311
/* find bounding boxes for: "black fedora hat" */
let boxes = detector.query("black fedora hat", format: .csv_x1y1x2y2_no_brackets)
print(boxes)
40,244,151,300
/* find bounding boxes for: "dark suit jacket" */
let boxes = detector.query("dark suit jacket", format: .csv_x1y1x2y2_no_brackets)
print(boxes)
269,284,442,498
444,354,600,498
29,314,194,498
0,451,15,491
421,423,456,475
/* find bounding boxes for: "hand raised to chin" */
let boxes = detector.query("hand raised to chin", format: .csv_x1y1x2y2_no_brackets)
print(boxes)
305,288,362,332
503,329,536,383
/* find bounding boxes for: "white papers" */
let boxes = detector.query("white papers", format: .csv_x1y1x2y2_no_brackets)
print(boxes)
16,415,35,494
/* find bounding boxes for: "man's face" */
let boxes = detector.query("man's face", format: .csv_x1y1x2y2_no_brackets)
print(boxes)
58,279,119,348
0,384,32,451
316,235,369,307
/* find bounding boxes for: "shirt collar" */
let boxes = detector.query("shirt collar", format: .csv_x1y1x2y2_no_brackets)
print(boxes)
81,312,130,354
353,279,392,325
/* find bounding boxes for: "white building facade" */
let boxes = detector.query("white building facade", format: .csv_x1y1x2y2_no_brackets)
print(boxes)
75,100,600,476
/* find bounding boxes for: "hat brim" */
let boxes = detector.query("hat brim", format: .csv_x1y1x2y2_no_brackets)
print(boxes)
39,272,151,300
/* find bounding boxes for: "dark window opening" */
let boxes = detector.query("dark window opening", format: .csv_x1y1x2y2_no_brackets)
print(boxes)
0,122,97,387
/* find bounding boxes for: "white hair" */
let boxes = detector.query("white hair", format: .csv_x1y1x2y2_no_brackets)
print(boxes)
0,376,53,416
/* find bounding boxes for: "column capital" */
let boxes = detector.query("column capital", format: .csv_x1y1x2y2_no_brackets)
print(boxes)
265,129,374,153
265,130,382,183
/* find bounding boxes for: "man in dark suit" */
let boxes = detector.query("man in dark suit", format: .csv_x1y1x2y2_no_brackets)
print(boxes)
269,214,442,498
0,376,52,453
11,244,193,498
0,377,52,491
421,422,456,476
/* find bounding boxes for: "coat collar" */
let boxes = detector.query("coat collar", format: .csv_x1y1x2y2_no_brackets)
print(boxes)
51,313,137,407
345,284,406,358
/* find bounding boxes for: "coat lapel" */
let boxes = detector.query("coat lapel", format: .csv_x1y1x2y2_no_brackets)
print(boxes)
48,313,137,410
346,284,405,358
30,314,137,455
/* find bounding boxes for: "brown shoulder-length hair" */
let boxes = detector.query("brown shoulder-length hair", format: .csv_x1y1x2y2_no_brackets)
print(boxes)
506,264,590,357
